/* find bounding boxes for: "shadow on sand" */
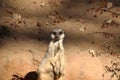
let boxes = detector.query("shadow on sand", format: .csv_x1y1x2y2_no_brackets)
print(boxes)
12,71,38,80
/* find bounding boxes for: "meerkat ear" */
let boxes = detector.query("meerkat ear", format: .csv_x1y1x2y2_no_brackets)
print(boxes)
50,31,52,35
50,29,56,40
62,30,65,34
51,33,55,39
49,31,52,38
62,30,65,36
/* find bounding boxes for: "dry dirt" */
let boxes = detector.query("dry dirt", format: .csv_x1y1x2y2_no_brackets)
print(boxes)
0,0,120,80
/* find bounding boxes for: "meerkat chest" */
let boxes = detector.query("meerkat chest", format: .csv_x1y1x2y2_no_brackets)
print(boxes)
53,41,60,53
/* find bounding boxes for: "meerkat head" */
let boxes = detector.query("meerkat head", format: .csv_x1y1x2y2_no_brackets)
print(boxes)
51,28,65,42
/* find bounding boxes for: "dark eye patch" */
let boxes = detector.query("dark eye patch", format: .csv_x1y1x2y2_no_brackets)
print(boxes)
59,31,63,35
52,32,57,35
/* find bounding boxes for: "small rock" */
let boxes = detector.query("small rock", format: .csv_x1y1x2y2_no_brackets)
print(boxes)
89,49,96,57
107,2,113,9
93,14,97,18
79,18,86,24
105,19,112,24
91,41,95,44
40,2,45,7
45,22,49,25
13,13,22,21
28,49,33,53
79,25,86,32
37,22,41,27
33,1,37,4
47,15,55,19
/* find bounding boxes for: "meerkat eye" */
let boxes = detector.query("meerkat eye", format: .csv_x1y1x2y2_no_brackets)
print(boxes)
52,32,57,35
59,31,63,35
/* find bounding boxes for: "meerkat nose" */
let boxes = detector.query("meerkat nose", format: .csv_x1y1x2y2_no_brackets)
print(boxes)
56,33,59,37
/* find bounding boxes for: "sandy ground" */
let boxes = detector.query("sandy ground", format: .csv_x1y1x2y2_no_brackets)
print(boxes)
0,0,120,80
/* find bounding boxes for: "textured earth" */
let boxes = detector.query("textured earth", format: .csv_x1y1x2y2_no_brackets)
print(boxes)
0,0,120,80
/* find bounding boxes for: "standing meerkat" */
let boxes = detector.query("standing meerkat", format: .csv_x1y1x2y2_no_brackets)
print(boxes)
37,28,65,80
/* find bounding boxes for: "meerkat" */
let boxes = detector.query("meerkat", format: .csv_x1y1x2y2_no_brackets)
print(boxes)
37,28,65,80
